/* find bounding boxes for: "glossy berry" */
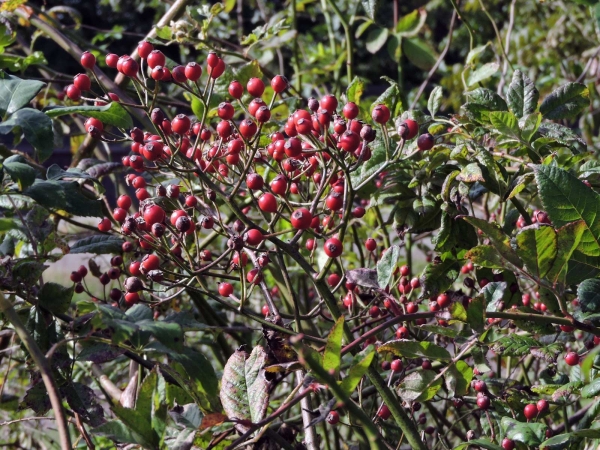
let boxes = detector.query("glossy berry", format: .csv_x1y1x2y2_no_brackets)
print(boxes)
396,326,409,339
239,119,257,139
324,238,343,258
245,229,263,246
501,438,515,450
80,51,96,69
537,399,549,413
228,80,244,99
291,208,312,229
66,84,81,101
398,119,419,140
184,62,202,81
343,102,359,120
371,104,390,124
417,133,435,151
98,217,111,232
476,395,490,410
246,173,264,190
105,53,119,68
270,75,288,93
261,304,269,316
172,114,191,134
436,293,450,308
326,411,339,425
147,50,166,69
258,193,278,213
365,238,376,252
370,305,381,318
327,273,341,287
565,352,579,366
219,282,233,297
377,405,391,420
524,404,538,420
247,268,263,284
141,254,160,272
390,359,403,372
144,205,165,226
320,94,338,114
137,41,153,58
247,78,265,97
70,271,82,283
73,73,91,91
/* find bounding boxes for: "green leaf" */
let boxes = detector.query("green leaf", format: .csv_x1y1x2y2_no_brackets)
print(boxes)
340,346,375,396
489,111,520,139
93,420,142,446
220,346,271,434
467,62,499,87
346,77,366,104
516,225,557,280
468,297,486,334
23,179,103,217
454,439,503,450
537,122,587,153
397,370,442,402
465,245,506,269
377,244,400,288
396,9,426,36
577,279,600,313
172,349,220,412
482,281,510,312
378,339,451,360
138,320,183,352
366,27,388,54
323,316,344,378
491,334,541,357
361,0,378,20
427,86,443,117
0,108,54,162
521,112,542,142
445,360,473,397
461,216,522,268
501,416,547,446
70,235,124,254
0,76,44,118
539,82,590,120
534,165,600,283
3,155,36,190
581,378,600,398
449,301,467,322
545,221,587,285
458,162,485,183
371,78,401,117
466,43,490,64
45,101,133,129
111,404,158,449
420,257,460,297
507,69,539,118
38,282,73,315
465,88,508,112
232,60,263,87
403,38,437,71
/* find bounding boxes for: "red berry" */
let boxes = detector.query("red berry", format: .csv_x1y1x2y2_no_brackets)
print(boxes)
473,380,487,392
143,205,165,227
422,360,432,370
476,395,490,410
417,133,435,151
247,77,265,97
501,438,515,450
400,265,410,277
370,305,381,318
219,282,233,297
218,102,235,120
70,271,82,283
137,41,153,59
77,265,88,278
98,217,111,232
524,404,538,420
141,254,160,272
208,58,226,78
436,293,450,308
172,114,191,134
246,173,264,190
124,292,140,306
245,229,263,246
326,411,339,425
537,399,549,413
291,208,312,229
320,94,338,114
73,73,91,91
147,50,166,69
270,75,288,93
113,207,127,223
371,104,390,124
255,106,271,123
258,193,278,213
327,273,341,287
262,304,270,316
84,117,103,133
324,237,343,258
353,206,366,218
239,119,257,139
120,57,139,77
228,80,244,99
365,238,377,252
343,102,359,120
565,351,579,366
105,53,119,68
396,326,409,339
80,51,96,69
270,175,288,195
377,405,391,420
388,359,402,373
247,268,263,285
66,84,81,101
185,62,202,81
399,119,419,140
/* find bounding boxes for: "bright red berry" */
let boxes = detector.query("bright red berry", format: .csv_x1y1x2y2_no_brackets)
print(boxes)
258,193,278,213
502,438,515,450
565,352,579,366
247,77,265,97
80,51,96,69
219,282,233,297
172,114,191,134
291,208,312,229
365,238,376,252
98,217,111,232
228,80,244,99
144,204,165,226
147,50,166,69
326,411,339,425
137,41,153,59
66,84,81,101
398,119,419,140
73,73,91,91
184,62,202,81
391,359,403,372
270,75,288,93
377,405,391,420
371,104,390,124
324,237,343,258
524,404,538,420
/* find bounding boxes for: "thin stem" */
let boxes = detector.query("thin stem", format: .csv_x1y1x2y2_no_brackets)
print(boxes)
0,294,71,450
324,0,354,82
449,0,474,52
